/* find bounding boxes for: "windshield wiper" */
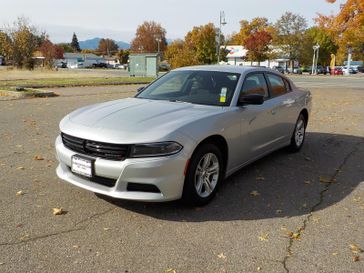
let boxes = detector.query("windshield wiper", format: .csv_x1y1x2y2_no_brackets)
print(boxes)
168,99,192,104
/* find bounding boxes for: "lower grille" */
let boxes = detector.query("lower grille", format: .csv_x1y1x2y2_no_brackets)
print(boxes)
62,133,129,161
127,183,161,193
69,167,117,187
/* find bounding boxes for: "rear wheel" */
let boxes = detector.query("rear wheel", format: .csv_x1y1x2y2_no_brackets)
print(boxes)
182,143,223,206
289,113,306,152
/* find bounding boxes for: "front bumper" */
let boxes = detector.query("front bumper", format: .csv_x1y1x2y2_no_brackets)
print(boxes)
55,136,188,201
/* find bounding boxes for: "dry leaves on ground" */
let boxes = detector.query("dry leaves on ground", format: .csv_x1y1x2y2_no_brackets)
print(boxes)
258,233,269,241
16,191,24,196
319,176,335,184
250,190,260,197
33,155,44,160
52,207,67,216
217,253,227,259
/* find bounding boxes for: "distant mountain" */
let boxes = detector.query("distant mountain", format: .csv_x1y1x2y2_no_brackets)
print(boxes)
79,37,130,50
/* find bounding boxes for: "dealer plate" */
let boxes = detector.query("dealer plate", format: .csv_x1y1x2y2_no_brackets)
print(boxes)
71,155,94,178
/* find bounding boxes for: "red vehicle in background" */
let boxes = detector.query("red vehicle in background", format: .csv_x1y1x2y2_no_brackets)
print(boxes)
332,67,343,75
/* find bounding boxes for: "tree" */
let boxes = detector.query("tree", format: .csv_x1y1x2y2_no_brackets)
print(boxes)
97,38,118,56
39,39,64,68
231,17,274,45
244,30,273,64
71,32,81,52
164,40,198,68
317,0,364,63
274,12,307,68
8,17,43,69
230,17,274,64
131,21,167,53
117,49,130,64
185,23,218,64
0,31,12,64
57,43,74,53
299,27,337,66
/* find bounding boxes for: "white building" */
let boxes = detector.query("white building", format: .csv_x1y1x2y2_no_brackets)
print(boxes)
223,45,291,69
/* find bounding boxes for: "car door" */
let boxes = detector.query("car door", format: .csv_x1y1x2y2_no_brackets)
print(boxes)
234,72,278,166
265,73,297,144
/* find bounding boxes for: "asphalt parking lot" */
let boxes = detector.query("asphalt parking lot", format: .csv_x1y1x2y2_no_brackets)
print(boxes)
0,76,363,273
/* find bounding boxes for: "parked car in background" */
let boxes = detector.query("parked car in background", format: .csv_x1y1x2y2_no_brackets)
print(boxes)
357,66,364,73
55,62,67,69
273,66,285,74
159,62,171,71
92,63,108,68
55,65,312,205
342,66,357,75
332,67,343,75
287,67,302,74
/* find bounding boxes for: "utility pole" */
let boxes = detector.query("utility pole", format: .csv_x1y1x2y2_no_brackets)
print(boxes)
312,44,320,75
217,11,227,64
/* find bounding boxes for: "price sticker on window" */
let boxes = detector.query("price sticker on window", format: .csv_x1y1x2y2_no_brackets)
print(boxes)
220,87,227,103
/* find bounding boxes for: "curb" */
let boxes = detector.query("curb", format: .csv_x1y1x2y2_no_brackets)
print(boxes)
0,89,58,99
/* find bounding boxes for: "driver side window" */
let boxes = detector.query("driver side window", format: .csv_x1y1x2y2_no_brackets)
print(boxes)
241,73,269,98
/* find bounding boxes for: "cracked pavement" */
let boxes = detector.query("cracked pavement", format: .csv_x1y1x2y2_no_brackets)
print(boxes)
0,77,363,273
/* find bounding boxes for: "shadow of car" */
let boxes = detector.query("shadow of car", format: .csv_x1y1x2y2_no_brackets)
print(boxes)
96,132,364,222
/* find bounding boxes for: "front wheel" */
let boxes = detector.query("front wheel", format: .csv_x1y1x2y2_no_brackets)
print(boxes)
288,114,306,152
182,143,223,206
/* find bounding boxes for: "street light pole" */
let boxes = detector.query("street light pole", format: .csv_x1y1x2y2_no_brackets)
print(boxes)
312,44,320,75
217,11,227,64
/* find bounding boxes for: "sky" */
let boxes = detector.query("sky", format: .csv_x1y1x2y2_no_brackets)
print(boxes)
1,0,346,43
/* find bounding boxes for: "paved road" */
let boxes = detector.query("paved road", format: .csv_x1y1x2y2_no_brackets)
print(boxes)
0,77,363,273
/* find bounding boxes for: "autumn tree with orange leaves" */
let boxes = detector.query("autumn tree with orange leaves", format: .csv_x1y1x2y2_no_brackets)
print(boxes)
318,0,364,63
130,21,167,53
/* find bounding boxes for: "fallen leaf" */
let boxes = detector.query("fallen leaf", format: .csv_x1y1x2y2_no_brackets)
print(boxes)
0,262,4,265
166,269,177,273
217,253,226,259
258,233,269,241
250,190,260,197
319,176,334,184
256,175,265,181
304,180,311,185
103,227,111,231
257,267,262,271
19,234,29,242
16,191,24,196
352,256,360,262
349,244,363,254
33,155,44,161
287,231,301,240
332,252,338,256
16,166,25,170
304,156,312,161
72,245,80,249
16,145,22,148
52,207,66,216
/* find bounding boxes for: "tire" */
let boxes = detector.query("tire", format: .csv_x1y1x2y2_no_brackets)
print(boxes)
182,143,223,206
288,113,307,152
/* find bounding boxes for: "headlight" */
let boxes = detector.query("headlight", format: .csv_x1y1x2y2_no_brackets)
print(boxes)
130,142,183,158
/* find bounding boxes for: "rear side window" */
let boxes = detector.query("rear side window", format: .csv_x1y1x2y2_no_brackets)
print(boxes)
266,74,287,97
241,73,269,98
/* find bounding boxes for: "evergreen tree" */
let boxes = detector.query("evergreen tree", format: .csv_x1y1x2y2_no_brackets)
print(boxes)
71,32,81,52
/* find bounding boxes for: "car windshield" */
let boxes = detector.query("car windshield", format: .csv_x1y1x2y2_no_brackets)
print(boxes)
136,70,241,106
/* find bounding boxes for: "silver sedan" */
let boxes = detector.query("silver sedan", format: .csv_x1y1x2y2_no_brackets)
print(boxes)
55,65,312,205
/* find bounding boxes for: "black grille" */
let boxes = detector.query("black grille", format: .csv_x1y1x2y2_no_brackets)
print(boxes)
62,133,129,161
127,183,161,193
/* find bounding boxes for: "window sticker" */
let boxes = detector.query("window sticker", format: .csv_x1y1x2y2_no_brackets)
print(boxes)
220,87,227,103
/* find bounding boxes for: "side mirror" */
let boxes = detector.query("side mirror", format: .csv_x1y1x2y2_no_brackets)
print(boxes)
137,86,145,93
238,94,264,105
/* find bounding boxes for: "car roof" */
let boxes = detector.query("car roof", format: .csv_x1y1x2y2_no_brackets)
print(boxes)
174,65,274,74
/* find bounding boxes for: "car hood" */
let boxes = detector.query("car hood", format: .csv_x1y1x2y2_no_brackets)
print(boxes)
60,97,223,144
